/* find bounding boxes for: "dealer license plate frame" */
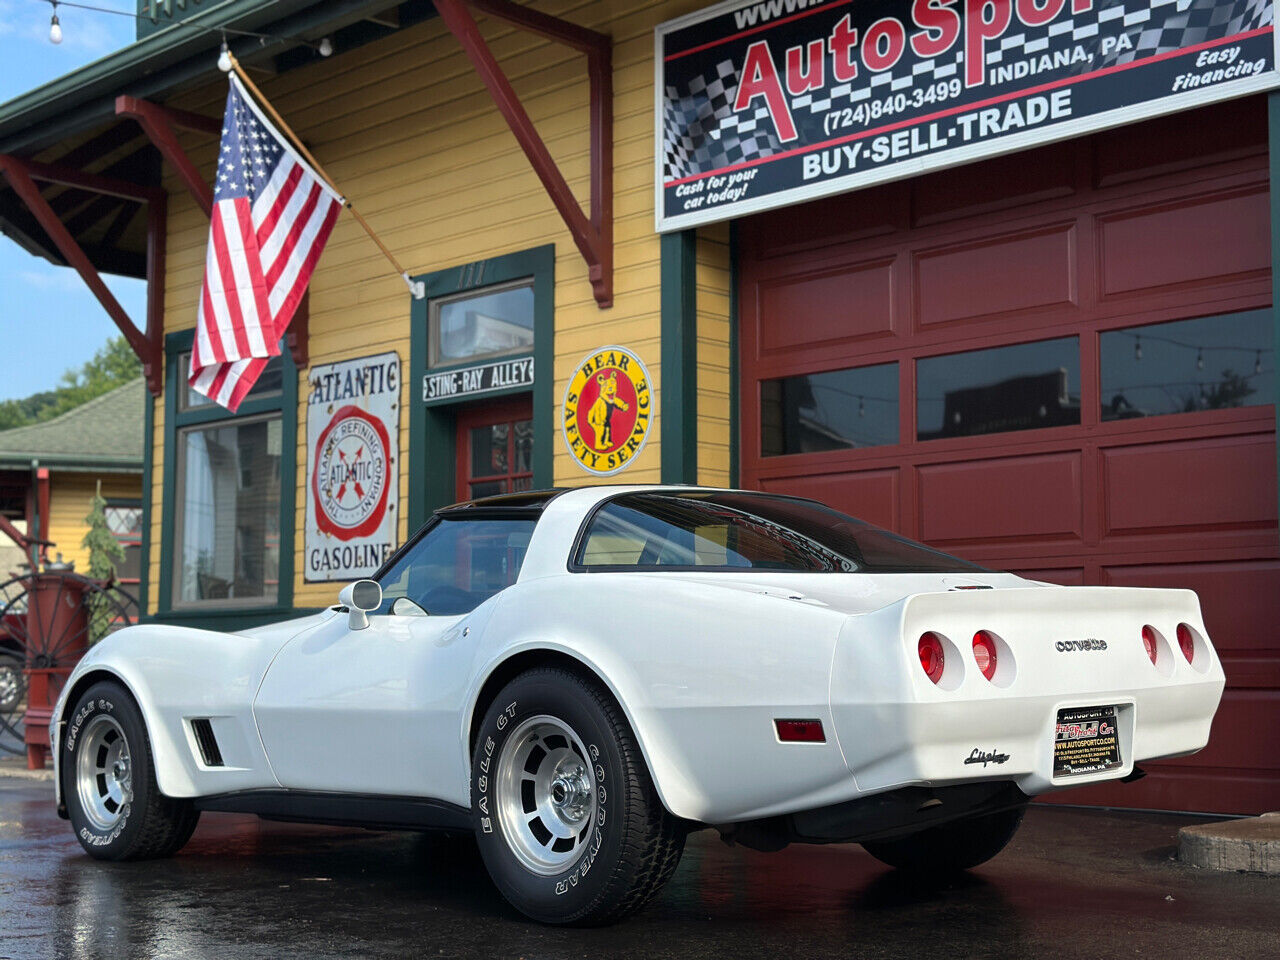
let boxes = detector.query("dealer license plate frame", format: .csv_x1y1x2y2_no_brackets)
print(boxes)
1053,705,1123,777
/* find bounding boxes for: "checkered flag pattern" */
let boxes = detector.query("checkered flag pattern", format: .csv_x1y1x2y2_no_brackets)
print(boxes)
1088,0,1272,69
662,59,783,181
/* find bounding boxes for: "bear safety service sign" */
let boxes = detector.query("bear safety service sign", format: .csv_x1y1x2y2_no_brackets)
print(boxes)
305,352,400,582
656,0,1278,230
562,346,654,476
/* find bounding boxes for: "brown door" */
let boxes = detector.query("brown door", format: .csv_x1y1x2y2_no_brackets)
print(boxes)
737,98,1278,814
456,397,534,501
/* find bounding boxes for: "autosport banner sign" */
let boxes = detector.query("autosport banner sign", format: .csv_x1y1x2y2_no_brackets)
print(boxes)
305,352,400,582
655,0,1279,230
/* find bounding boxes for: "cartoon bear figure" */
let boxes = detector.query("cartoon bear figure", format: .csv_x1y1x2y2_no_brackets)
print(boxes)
587,370,630,452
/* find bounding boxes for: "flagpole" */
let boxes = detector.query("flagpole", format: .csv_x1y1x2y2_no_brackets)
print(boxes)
226,52,424,299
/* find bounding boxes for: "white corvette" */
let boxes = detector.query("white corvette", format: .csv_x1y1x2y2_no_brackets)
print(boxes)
53,486,1224,924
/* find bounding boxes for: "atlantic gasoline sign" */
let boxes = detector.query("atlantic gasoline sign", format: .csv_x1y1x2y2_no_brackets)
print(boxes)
305,352,400,582
563,347,653,475
656,0,1278,230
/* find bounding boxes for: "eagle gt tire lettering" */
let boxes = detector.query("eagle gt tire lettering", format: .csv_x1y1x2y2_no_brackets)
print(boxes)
62,680,200,861
471,667,685,925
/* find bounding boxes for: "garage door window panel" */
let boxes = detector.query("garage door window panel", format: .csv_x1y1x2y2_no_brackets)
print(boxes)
762,363,899,456
1100,310,1273,422
917,337,1081,441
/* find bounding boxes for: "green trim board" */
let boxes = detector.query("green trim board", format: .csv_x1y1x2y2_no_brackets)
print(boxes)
138,388,153,619
408,244,555,532
155,329,298,618
660,230,697,484
1270,91,1280,535
728,221,740,489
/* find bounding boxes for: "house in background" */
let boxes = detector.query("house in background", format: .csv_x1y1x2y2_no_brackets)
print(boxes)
0,379,145,593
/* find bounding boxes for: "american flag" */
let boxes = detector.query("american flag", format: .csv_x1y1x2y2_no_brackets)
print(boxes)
189,74,343,410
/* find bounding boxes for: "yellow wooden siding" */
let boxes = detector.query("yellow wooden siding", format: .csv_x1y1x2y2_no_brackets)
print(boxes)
147,1,716,612
47,472,142,575
696,223,733,487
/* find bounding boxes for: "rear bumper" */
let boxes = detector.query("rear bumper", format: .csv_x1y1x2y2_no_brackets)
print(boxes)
830,679,1222,798
829,586,1227,798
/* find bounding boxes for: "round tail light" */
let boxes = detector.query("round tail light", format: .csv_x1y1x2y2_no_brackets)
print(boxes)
918,632,945,684
1141,625,1158,665
972,630,998,681
1177,623,1196,663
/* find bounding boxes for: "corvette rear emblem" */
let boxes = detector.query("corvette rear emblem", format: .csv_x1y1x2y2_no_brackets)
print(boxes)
1055,639,1108,652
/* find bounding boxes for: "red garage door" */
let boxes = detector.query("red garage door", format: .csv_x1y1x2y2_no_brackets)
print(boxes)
738,97,1278,815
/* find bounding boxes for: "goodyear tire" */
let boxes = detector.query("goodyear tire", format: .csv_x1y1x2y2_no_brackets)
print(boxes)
861,804,1027,873
471,667,684,925
62,680,199,861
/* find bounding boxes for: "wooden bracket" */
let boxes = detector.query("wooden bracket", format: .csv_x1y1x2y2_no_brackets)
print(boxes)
116,96,217,218
114,97,309,368
0,154,165,395
435,0,613,308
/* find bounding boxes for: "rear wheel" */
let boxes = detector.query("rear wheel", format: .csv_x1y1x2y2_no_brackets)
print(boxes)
62,681,199,860
861,804,1026,873
471,667,685,925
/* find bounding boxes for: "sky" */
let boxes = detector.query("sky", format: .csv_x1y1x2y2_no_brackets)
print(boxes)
0,0,147,400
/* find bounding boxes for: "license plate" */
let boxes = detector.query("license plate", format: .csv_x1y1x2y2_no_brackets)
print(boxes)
1053,706,1122,777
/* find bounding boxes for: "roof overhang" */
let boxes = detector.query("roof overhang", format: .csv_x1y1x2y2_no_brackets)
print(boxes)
0,0,418,155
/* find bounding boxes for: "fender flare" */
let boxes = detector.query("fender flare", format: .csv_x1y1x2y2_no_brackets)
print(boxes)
461,640,695,822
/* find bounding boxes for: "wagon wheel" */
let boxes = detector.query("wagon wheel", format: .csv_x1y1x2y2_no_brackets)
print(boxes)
0,573,137,756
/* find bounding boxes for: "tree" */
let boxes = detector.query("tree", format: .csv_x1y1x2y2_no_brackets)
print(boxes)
81,482,125,645
0,336,141,430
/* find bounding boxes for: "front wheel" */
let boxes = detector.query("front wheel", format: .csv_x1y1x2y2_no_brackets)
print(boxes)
62,680,200,860
471,667,685,925
861,804,1027,873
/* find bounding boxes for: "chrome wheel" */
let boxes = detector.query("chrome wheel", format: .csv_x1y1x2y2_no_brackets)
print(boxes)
75,714,132,831
495,715,598,876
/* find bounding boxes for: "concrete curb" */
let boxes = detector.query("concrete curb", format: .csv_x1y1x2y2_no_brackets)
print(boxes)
1178,812,1280,875
0,763,54,782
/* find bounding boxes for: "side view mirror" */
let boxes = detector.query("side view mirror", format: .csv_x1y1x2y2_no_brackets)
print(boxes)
338,579,382,630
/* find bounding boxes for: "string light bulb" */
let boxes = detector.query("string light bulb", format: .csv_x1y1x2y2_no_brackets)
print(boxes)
1134,335,1142,361
858,397,865,418
49,1,62,44
217,41,232,72
1257,351,1264,376
1195,347,1204,371
318,37,334,57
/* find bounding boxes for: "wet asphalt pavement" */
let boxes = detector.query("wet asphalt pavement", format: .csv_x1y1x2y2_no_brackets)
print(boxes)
1,777,1277,960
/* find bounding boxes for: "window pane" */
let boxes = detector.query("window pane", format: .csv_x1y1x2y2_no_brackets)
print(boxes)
917,337,1080,440
576,492,983,573
116,543,142,583
471,424,509,478
104,505,143,538
762,363,898,456
1100,310,1274,421
430,282,534,367
174,416,281,605
377,517,537,615
513,419,533,473
179,352,283,410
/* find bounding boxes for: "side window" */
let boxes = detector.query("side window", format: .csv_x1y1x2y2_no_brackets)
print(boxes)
377,516,536,615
